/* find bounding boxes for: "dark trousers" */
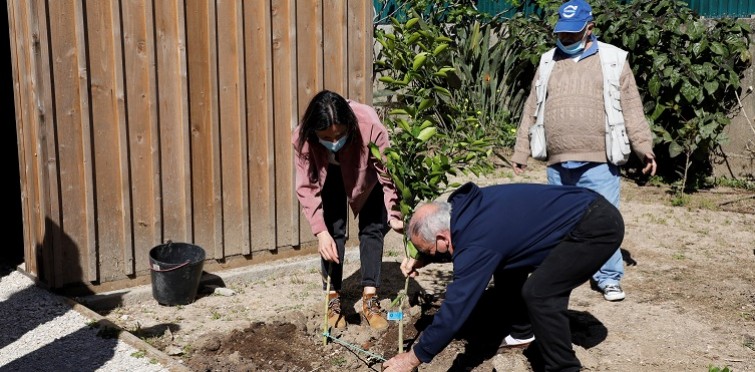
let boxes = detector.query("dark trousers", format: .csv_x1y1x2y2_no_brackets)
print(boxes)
321,164,388,291
521,196,624,371
494,266,534,339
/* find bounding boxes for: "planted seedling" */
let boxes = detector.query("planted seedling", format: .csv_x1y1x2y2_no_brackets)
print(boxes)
387,238,421,353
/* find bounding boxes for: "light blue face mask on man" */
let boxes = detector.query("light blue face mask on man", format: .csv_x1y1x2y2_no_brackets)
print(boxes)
318,134,348,152
556,36,586,55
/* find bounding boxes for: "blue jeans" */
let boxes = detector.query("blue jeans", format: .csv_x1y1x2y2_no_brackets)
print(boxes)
547,162,623,289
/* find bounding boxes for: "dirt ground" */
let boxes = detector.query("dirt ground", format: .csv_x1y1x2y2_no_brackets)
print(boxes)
96,161,755,372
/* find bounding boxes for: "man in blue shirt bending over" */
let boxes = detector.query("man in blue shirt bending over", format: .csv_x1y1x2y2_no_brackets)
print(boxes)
383,181,624,372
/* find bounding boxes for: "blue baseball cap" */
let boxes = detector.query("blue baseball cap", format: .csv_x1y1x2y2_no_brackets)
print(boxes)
554,0,593,33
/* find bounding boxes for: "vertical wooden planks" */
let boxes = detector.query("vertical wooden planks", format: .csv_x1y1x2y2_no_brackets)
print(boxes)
46,0,97,286
121,0,162,273
217,0,250,256
296,0,323,104
295,0,323,242
8,0,50,281
186,0,222,259
9,0,379,288
347,0,373,104
6,1,28,271
271,0,299,248
245,0,277,253
85,0,134,280
32,3,63,285
322,0,348,94
154,0,192,243
31,0,59,284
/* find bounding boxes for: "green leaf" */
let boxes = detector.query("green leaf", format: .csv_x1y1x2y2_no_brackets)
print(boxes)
703,81,719,95
668,141,684,158
652,54,669,70
432,85,451,96
649,103,666,121
416,127,437,142
400,203,411,217
687,20,705,40
418,120,433,130
691,40,707,57
369,143,383,162
405,240,420,259
397,119,412,133
433,43,449,56
417,98,435,112
709,42,727,55
406,32,421,45
401,184,412,201
378,76,395,84
680,81,701,103
405,17,420,29
648,75,661,97
412,53,428,70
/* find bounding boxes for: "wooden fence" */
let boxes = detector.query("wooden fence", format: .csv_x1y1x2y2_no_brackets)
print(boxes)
9,0,374,289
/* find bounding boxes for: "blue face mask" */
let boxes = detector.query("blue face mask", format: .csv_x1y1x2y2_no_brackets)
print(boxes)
318,134,348,152
556,36,586,56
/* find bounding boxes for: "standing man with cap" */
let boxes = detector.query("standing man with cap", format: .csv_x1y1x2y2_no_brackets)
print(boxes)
511,0,657,306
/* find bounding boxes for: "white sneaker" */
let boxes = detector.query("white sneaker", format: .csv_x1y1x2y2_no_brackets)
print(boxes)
602,284,626,301
500,334,535,348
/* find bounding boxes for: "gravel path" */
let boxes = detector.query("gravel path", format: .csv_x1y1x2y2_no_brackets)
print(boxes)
0,268,175,372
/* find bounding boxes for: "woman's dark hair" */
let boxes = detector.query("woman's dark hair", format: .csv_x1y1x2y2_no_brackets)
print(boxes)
296,90,359,153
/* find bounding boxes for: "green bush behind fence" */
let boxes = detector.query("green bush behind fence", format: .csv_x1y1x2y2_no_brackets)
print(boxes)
373,0,755,21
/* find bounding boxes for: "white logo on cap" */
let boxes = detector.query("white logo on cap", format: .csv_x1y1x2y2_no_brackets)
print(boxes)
562,5,578,18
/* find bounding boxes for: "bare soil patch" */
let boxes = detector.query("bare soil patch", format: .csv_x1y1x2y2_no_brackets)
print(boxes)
95,162,755,371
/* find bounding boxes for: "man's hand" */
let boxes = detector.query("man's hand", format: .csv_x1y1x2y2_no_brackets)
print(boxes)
389,219,404,234
383,350,421,371
316,231,339,263
642,154,657,176
400,257,425,278
513,163,527,175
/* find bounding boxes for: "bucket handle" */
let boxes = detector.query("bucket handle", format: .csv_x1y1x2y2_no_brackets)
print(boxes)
150,240,189,272
151,260,191,272
150,240,191,273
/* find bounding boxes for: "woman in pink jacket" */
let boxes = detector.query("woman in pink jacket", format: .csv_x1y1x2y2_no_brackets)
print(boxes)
292,90,404,330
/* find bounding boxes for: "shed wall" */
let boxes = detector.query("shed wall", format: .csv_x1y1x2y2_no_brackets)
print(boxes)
9,0,373,288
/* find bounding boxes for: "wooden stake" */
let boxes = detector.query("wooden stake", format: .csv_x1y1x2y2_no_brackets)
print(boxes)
398,276,410,353
323,263,332,346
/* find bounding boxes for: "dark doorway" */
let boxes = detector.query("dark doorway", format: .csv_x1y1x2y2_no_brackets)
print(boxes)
2,4,25,270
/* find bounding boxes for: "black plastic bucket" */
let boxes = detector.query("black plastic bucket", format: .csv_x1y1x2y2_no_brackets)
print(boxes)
149,242,206,306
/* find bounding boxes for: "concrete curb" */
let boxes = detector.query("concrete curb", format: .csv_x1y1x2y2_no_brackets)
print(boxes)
77,250,361,311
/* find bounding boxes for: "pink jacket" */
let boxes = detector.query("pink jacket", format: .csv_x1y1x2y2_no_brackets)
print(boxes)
292,100,402,236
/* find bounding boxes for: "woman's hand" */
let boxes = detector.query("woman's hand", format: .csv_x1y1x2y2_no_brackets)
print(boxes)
316,231,339,263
